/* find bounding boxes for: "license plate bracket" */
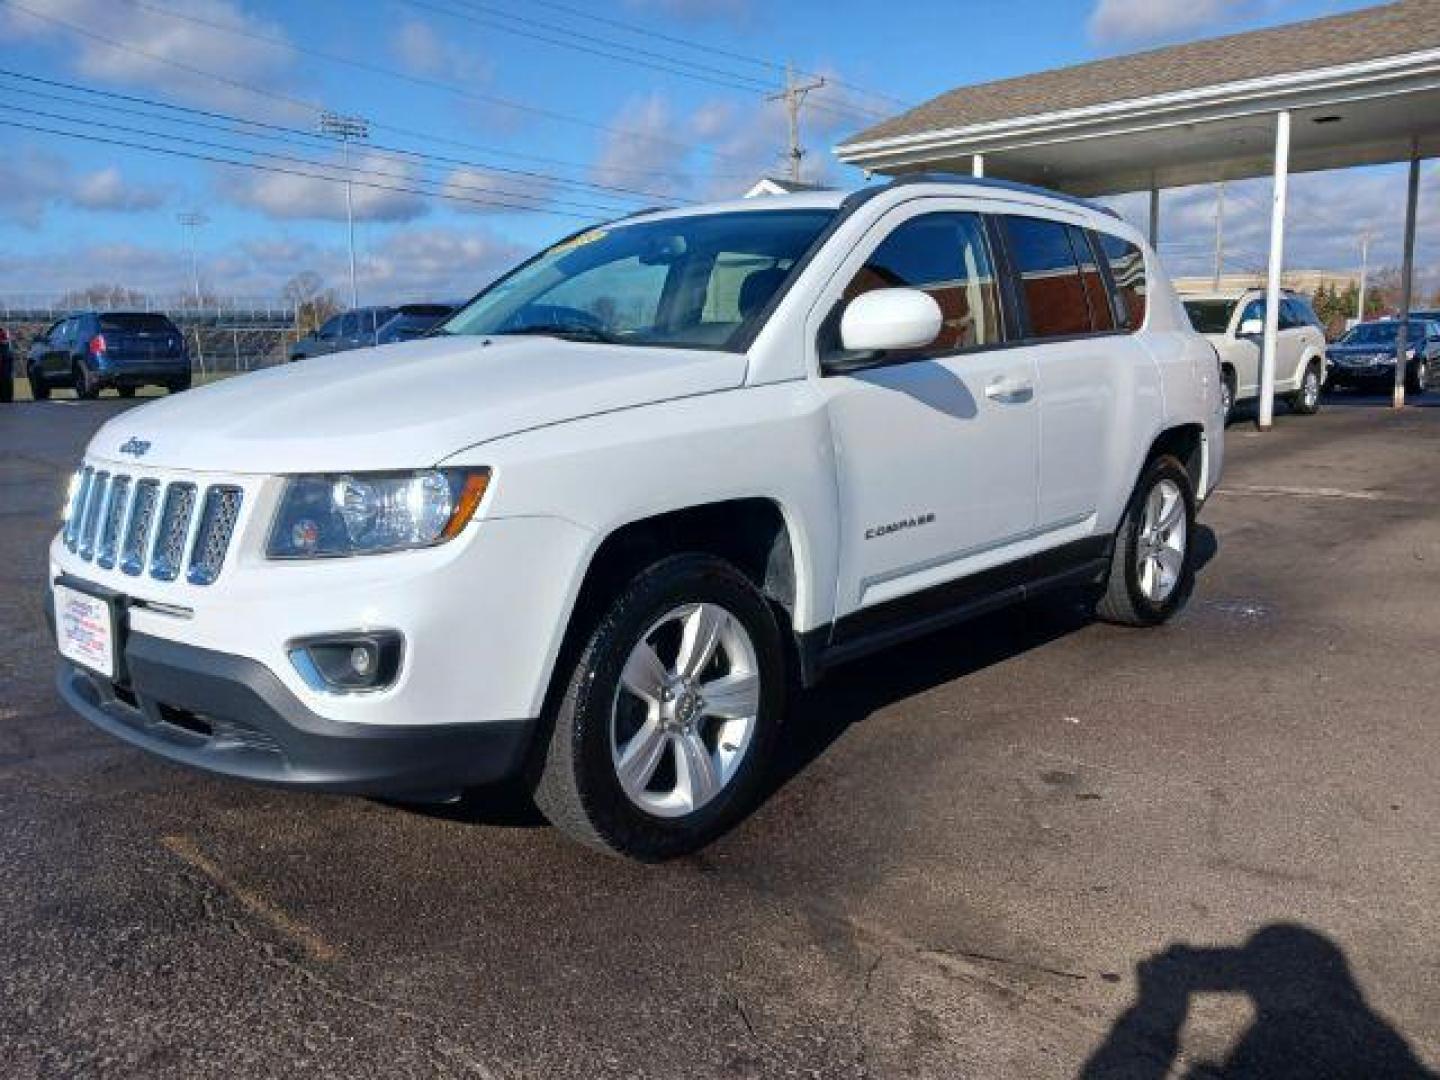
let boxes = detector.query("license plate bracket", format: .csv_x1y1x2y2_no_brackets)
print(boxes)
54,574,129,682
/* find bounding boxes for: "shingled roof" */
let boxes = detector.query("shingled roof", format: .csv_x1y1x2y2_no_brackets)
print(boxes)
842,0,1440,148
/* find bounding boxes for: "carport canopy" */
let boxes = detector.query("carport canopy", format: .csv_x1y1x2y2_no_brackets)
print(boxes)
836,0,1440,426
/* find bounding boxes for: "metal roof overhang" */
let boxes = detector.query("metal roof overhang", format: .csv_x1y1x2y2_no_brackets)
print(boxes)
835,50,1440,195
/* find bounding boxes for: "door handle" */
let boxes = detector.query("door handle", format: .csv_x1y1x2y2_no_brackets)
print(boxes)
984,377,1035,403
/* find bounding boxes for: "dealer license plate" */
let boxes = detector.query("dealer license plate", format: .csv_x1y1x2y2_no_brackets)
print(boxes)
55,582,117,679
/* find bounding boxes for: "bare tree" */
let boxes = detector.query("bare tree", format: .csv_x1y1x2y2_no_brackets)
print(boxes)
282,272,343,334
58,284,147,309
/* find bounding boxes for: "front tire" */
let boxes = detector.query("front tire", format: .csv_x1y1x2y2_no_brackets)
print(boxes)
1219,368,1236,425
1288,362,1322,415
1406,360,1428,396
533,554,785,861
1096,455,1196,627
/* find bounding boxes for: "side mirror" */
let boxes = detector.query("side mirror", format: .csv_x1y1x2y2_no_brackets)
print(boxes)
1238,318,1264,336
839,288,943,354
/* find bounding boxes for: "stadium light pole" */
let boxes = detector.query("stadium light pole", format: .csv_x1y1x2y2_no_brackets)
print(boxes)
177,211,209,308
318,111,369,309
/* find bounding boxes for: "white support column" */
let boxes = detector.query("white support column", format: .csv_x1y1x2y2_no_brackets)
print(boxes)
971,153,985,178
1393,141,1421,409
1148,185,1160,248
1258,109,1291,431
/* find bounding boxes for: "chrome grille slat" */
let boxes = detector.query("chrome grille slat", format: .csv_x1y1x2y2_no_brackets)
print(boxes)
187,486,243,586
96,475,131,570
150,482,198,582
78,472,109,561
120,479,161,577
66,463,243,587
64,467,94,552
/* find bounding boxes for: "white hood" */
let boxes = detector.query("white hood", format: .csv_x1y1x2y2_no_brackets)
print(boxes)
86,336,748,473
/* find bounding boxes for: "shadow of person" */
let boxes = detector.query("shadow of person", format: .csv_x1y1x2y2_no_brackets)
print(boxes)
1081,923,1437,1079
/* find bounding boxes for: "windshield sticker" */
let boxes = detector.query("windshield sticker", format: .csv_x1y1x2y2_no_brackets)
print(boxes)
550,229,607,254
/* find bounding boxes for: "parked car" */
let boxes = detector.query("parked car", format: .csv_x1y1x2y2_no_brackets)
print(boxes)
376,303,459,345
1182,289,1328,421
1327,318,1438,393
47,177,1223,860
26,312,190,399
0,327,14,403
288,306,396,361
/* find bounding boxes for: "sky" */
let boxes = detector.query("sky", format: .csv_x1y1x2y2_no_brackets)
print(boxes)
0,0,1433,305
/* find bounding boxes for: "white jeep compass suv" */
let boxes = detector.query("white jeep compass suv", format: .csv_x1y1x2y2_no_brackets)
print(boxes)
1182,288,1328,422
49,176,1224,860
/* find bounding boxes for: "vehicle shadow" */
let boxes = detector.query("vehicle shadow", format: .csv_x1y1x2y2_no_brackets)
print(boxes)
409,523,1219,832
1080,923,1438,1079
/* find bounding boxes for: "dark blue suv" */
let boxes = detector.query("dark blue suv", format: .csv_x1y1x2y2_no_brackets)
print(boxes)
26,312,190,399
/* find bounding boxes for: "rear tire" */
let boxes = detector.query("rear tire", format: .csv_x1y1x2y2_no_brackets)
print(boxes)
28,370,50,400
1287,362,1322,415
1096,455,1196,627
73,362,100,400
168,374,192,394
117,385,136,399
0,366,12,404
533,553,785,861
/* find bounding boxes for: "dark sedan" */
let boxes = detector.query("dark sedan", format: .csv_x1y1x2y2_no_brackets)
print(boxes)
26,312,190,399
376,303,458,345
288,306,396,362
1327,319,1438,394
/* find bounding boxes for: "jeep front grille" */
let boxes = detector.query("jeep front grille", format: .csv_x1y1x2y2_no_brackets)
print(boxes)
63,469,243,587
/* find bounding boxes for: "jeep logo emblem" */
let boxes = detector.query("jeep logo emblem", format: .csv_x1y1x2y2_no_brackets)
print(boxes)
118,437,151,458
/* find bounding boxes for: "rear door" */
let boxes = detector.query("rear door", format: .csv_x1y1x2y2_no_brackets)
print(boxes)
1232,298,1264,396
999,215,1139,532
810,203,1040,620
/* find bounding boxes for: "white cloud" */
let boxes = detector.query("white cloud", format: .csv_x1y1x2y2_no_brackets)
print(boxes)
0,149,169,226
217,150,429,223
0,0,305,119
0,226,527,301
442,167,558,215
591,94,690,194
393,17,490,83
1087,0,1260,44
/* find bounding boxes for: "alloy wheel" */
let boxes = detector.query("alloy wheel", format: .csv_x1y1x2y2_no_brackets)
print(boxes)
610,602,761,818
1137,478,1187,603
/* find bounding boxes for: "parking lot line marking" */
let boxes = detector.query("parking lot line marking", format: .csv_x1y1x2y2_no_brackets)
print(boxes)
1223,484,1391,502
161,834,337,963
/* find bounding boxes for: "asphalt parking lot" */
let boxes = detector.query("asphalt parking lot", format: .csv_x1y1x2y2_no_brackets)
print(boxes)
2,393,1438,1079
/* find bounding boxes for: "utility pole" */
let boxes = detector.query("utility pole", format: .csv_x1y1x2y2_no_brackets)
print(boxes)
1211,181,1226,291
1356,230,1371,326
767,63,825,184
318,110,369,309
177,211,208,308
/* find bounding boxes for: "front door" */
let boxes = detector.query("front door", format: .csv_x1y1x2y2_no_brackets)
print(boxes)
813,207,1040,620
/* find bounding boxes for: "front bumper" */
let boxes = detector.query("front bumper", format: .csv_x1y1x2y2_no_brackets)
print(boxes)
53,615,535,796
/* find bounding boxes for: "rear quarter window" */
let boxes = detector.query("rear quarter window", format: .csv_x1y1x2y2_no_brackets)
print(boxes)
1094,232,1148,330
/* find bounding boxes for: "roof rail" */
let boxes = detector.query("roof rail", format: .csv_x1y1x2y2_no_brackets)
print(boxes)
882,173,1122,218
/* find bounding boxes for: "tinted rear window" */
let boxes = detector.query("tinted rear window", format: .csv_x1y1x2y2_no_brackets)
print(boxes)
1184,300,1237,335
1002,215,1093,339
98,313,177,333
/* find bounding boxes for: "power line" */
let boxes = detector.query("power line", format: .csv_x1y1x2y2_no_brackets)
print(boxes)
0,68,682,202
0,98,641,215
103,0,784,165
403,0,894,124
521,0,913,111
0,112,605,219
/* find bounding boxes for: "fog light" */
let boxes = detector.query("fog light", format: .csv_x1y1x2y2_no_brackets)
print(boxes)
288,631,403,694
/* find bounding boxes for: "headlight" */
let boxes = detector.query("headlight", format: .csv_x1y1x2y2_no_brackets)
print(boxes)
267,469,490,558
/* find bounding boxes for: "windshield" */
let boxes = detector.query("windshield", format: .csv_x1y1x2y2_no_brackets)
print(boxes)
441,209,835,350
1183,300,1236,335
1341,321,1425,345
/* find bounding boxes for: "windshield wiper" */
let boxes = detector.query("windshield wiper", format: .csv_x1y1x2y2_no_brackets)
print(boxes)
496,324,618,344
